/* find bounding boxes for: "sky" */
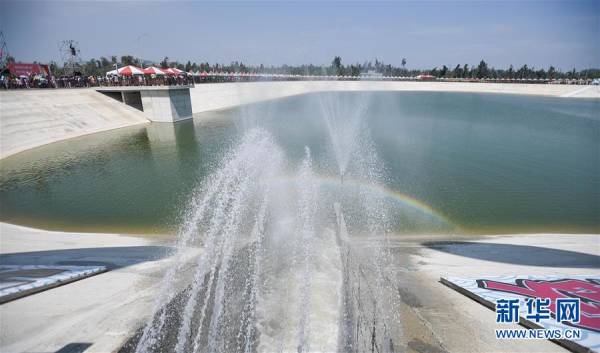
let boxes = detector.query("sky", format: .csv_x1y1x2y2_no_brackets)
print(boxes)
1,1,599,70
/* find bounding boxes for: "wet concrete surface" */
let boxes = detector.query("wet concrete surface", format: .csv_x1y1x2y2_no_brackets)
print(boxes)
2,221,598,353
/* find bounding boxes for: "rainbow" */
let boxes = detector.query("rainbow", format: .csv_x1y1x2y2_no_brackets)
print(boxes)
274,174,456,229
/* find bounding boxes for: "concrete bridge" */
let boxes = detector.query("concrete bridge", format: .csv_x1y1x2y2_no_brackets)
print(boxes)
96,86,193,123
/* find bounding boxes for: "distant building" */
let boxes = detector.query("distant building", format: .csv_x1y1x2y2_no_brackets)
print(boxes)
417,74,436,81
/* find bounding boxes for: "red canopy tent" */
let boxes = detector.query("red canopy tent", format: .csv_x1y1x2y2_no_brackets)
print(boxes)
162,67,188,76
162,67,175,76
143,66,166,75
117,65,144,76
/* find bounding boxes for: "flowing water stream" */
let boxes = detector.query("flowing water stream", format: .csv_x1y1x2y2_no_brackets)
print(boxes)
125,91,402,353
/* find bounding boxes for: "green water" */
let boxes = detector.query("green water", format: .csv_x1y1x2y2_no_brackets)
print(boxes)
0,92,598,235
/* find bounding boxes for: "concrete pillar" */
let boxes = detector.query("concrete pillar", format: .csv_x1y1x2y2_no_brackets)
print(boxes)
140,88,192,122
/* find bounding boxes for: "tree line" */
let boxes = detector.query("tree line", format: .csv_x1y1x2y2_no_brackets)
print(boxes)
7,54,599,80
328,57,599,80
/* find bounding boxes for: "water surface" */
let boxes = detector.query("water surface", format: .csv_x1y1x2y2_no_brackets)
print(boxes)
0,91,598,234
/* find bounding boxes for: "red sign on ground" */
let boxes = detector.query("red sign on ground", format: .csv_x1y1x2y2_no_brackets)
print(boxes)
478,278,600,333
442,275,600,353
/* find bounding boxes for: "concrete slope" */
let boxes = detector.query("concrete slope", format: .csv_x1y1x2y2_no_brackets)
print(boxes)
0,88,149,159
560,85,600,97
190,81,599,114
0,223,171,353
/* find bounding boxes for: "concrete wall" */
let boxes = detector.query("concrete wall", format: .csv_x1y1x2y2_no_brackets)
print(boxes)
0,89,149,159
189,81,599,114
122,91,143,111
140,89,192,122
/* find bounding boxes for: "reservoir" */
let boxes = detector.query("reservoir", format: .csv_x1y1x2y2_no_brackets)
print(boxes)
0,91,598,235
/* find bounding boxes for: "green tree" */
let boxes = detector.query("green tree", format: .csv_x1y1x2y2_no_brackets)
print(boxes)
332,56,342,76
84,59,100,76
120,55,138,66
476,60,488,78
507,65,514,78
452,64,462,78
49,61,64,76
548,66,556,79
517,64,529,79
160,56,169,68
440,65,448,77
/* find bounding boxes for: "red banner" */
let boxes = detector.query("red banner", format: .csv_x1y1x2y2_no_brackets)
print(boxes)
8,63,50,76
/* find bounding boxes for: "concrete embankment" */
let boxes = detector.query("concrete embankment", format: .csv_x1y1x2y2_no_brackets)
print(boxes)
189,81,600,113
0,88,149,159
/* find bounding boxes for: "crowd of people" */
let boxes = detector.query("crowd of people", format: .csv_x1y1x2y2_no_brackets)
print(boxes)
0,72,194,89
1,73,51,89
1,70,596,90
